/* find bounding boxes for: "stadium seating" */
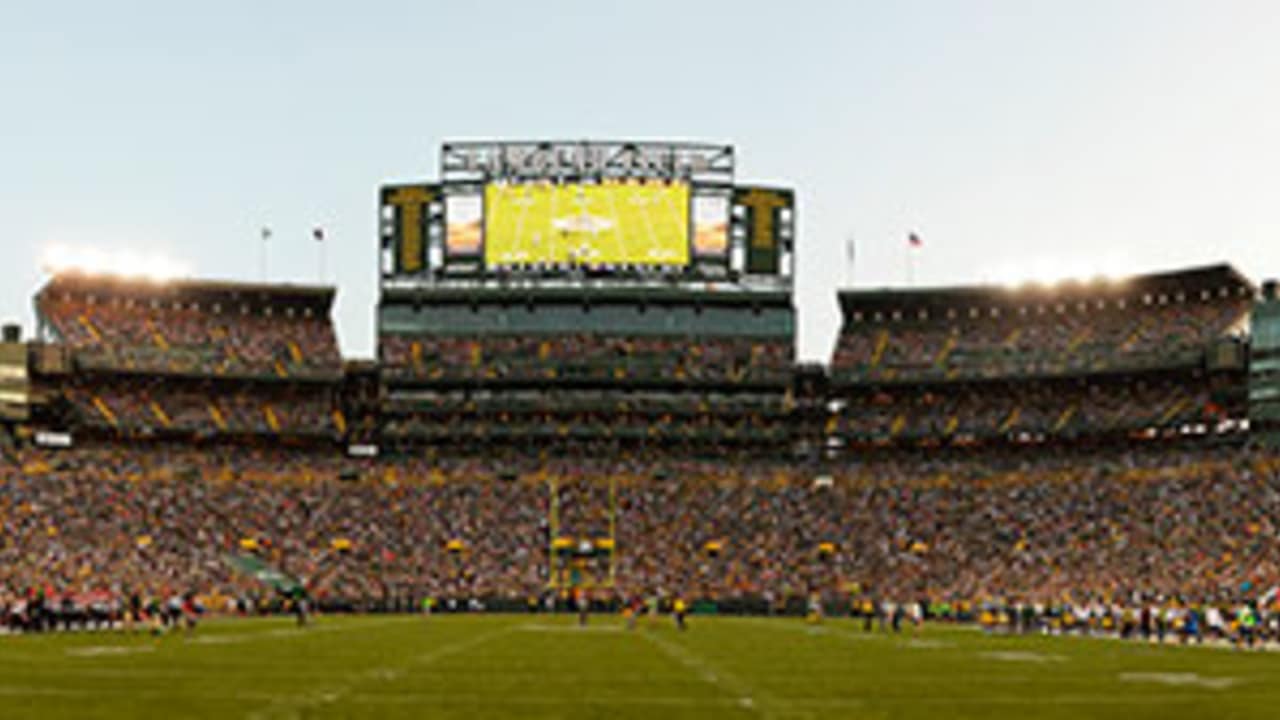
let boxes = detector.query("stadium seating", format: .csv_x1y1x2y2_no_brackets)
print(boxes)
380,334,792,385
63,377,337,438
7,264,1268,618
832,285,1249,382
4,443,1278,609
830,376,1229,442
381,389,794,450
34,277,345,443
37,284,342,379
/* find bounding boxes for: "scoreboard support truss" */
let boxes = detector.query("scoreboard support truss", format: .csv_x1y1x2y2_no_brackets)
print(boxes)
442,140,734,186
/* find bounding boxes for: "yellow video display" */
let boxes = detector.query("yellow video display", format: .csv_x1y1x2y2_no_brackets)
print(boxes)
484,180,690,266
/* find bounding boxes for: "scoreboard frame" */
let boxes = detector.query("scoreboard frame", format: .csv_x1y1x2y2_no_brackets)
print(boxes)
379,140,793,285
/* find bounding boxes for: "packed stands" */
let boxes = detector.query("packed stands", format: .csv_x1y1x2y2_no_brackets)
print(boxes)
3,261,1275,620
33,274,343,443
381,334,791,385
831,265,1251,383
62,377,338,438
827,265,1252,450
378,286,798,456
4,442,1280,611
37,275,342,380
830,374,1239,444
382,389,794,452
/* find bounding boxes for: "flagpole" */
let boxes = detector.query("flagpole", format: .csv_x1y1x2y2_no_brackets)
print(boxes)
844,235,855,288
905,231,920,286
260,227,269,283
314,226,326,284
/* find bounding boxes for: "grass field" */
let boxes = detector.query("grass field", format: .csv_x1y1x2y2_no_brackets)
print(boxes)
485,181,689,266
3,614,1279,719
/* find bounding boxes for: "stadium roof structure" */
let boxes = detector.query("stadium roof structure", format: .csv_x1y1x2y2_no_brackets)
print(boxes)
37,273,337,314
837,263,1254,318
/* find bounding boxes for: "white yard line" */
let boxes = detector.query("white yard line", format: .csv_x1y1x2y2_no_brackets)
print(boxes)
64,645,156,657
246,625,514,720
639,630,786,717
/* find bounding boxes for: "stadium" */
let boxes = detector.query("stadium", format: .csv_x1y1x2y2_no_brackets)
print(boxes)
3,139,1280,718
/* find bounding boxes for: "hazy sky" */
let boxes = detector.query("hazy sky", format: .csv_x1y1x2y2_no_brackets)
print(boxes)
3,1,1278,361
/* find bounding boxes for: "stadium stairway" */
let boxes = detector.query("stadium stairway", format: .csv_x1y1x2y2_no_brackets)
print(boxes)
207,403,228,431
1053,404,1078,432
999,407,1022,434
91,395,118,427
1002,327,1023,348
1159,397,1191,425
77,314,101,343
933,333,957,368
149,401,172,429
870,330,890,369
148,320,170,351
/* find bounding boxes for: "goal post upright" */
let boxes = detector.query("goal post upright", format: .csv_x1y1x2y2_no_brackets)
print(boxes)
608,474,618,588
548,474,560,590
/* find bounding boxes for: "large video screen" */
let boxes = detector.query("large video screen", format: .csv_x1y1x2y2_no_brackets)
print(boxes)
691,194,729,260
445,194,483,258
484,180,689,266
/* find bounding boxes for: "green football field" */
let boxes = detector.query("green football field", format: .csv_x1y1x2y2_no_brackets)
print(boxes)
3,614,1278,719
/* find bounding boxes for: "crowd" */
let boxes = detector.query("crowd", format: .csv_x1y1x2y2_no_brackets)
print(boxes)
382,389,793,447
831,376,1230,442
62,377,339,438
832,294,1248,382
38,291,343,379
3,441,1279,622
380,334,793,385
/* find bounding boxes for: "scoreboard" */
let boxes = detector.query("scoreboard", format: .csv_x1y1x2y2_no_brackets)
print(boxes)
379,141,793,283
0,342,28,421
380,184,439,275
734,186,794,275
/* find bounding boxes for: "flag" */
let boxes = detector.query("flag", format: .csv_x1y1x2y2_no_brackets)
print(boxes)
313,226,325,242
261,227,272,242
908,232,922,249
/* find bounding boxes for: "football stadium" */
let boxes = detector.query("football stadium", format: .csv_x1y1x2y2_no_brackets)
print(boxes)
3,138,1280,719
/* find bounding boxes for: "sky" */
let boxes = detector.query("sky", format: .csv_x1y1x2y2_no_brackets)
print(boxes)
2,0,1279,361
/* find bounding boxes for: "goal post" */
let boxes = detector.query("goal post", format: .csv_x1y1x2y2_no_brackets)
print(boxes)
546,475,618,591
